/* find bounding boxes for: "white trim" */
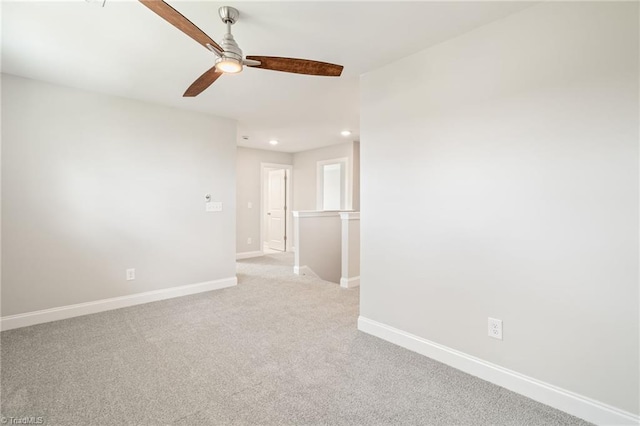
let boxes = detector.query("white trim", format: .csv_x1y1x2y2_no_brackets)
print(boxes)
236,251,264,260
339,211,360,220
357,317,639,426
293,265,318,278
1,277,238,331
340,276,360,288
293,210,342,218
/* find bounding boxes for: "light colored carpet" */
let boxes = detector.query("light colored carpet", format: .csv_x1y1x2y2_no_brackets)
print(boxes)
1,252,591,425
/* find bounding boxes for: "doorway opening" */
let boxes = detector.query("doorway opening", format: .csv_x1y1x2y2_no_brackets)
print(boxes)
316,157,350,211
261,163,293,254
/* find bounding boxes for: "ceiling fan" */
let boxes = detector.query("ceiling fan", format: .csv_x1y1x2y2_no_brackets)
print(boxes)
139,1,344,97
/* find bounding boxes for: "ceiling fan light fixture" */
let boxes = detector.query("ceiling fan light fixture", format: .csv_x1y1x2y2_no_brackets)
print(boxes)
215,57,242,74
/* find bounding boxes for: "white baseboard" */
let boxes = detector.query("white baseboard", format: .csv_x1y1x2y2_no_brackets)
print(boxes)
293,265,317,278
340,276,360,288
358,316,639,426
1,277,238,331
236,251,264,260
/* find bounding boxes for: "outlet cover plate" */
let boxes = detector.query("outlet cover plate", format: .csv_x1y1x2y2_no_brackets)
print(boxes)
488,317,503,340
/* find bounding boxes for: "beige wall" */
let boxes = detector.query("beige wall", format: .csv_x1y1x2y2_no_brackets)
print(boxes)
1,74,237,316
236,147,292,254
294,212,342,284
360,1,638,416
292,142,359,211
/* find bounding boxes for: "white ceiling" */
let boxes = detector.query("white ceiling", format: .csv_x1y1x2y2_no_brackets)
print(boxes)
2,1,535,153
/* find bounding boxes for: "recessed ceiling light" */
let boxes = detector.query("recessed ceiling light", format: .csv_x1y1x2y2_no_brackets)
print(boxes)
269,140,279,146
341,130,352,137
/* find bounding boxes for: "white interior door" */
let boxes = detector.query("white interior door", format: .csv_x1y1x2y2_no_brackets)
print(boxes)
267,169,286,251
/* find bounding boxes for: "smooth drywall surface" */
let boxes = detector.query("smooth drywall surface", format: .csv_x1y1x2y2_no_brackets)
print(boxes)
352,142,360,211
292,142,358,211
347,219,359,278
1,74,237,316
0,72,3,320
360,1,638,415
294,212,342,283
236,147,292,254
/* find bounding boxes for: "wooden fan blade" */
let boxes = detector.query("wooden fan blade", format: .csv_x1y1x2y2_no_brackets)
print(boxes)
245,56,343,77
139,0,222,52
184,66,223,97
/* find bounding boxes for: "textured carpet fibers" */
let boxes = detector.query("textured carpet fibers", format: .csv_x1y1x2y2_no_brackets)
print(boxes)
1,253,591,425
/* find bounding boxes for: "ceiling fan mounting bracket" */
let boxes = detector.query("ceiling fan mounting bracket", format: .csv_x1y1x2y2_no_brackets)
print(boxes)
219,6,239,25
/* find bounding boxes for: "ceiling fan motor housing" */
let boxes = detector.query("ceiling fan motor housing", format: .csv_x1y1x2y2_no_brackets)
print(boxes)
218,32,242,62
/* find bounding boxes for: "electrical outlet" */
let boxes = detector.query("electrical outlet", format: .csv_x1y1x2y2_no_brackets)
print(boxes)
247,237,252,244
488,317,503,340
126,268,135,281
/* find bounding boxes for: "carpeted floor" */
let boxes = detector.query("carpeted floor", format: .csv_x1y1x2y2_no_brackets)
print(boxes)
1,252,591,425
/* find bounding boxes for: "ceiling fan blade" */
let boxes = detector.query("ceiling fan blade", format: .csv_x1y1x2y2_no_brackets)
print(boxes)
245,56,343,77
183,66,223,97
139,0,223,53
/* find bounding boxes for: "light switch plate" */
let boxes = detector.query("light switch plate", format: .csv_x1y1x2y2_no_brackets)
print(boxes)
206,201,223,212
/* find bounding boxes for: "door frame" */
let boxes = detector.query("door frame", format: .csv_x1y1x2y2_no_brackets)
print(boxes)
260,163,293,252
316,157,350,211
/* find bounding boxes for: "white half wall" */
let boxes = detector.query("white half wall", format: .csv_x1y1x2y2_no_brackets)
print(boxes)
294,211,342,284
360,1,638,421
1,74,237,318
340,212,360,288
